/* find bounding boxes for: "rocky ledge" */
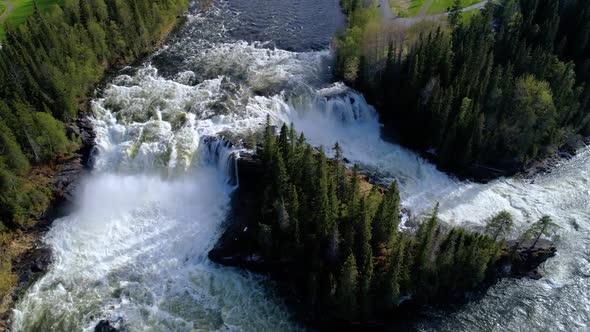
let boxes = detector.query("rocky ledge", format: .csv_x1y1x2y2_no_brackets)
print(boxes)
497,239,557,280
208,153,269,272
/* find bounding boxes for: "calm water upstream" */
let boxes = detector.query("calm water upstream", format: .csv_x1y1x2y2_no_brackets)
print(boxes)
11,1,589,331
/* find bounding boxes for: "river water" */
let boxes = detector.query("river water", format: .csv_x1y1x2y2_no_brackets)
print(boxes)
11,0,590,331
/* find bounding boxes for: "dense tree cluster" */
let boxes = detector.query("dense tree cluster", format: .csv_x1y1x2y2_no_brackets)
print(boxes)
254,118,504,322
336,0,590,175
0,0,188,230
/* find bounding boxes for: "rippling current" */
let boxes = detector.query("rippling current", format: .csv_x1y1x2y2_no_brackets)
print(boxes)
11,0,590,331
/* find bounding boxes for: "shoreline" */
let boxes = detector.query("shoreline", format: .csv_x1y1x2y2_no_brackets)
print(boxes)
377,123,590,184
0,12,188,331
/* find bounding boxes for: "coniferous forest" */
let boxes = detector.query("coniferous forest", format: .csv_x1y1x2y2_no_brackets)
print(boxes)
0,0,188,231
248,118,536,322
0,0,572,329
336,0,590,176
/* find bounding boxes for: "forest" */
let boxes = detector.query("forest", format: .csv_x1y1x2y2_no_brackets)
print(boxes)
0,0,188,301
0,0,188,232
248,118,556,322
336,0,590,176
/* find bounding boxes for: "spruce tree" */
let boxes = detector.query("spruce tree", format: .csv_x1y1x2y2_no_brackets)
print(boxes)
336,254,359,320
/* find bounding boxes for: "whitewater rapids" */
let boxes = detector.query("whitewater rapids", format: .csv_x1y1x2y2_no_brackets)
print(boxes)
11,0,590,331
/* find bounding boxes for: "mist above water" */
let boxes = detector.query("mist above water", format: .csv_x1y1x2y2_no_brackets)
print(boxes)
11,0,590,331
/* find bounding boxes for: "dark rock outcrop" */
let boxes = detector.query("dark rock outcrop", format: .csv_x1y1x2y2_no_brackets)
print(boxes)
497,239,557,280
209,153,266,271
41,118,95,224
94,320,119,332
421,133,589,183
49,156,85,203
67,116,97,166
11,246,52,298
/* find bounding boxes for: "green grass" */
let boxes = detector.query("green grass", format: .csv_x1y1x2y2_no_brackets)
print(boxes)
407,0,427,16
0,3,7,16
426,0,484,15
459,6,480,23
389,0,405,16
0,0,63,39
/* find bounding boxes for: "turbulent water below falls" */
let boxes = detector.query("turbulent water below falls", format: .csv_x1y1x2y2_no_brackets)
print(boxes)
11,1,590,331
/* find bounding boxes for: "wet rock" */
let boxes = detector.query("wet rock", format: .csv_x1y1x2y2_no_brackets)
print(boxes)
12,246,52,299
498,239,557,279
560,135,587,158
95,320,118,332
50,156,84,201
67,116,96,166
208,153,266,270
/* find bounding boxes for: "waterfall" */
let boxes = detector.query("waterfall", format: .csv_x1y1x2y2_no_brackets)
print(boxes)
284,89,462,213
199,136,240,186
12,0,590,330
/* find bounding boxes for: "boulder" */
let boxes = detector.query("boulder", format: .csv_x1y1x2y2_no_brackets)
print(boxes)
499,239,557,279
94,320,118,332
12,246,52,299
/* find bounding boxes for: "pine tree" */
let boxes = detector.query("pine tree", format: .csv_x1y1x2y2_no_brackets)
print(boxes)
262,115,275,164
316,147,332,237
371,181,400,252
524,215,560,248
485,210,514,241
287,184,300,247
279,122,290,165
0,120,30,175
355,198,373,317
335,254,359,320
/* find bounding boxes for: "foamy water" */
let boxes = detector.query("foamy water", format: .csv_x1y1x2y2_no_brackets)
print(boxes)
11,1,590,331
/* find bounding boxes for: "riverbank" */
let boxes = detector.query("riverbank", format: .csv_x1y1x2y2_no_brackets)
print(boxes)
417,131,590,183
0,11,188,330
0,139,90,330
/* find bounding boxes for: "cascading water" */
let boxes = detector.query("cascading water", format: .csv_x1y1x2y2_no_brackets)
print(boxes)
11,0,590,331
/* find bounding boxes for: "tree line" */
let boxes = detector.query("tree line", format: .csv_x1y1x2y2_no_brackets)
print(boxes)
0,0,188,230
250,118,556,322
336,0,590,176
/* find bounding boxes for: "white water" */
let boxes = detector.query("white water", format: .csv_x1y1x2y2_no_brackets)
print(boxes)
12,1,590,331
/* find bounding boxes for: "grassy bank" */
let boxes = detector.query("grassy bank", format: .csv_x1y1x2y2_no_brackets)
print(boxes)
426,0,482,14
389,0,485,17
0,0,63,38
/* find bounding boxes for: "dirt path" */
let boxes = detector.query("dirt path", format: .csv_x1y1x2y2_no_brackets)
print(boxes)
384,0,492,26
0,0,14,23
379,0,395,20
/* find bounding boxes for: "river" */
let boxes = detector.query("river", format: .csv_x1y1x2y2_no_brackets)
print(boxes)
10,0,590,331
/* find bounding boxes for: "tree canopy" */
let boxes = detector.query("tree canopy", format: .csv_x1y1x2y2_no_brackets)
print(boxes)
0,0,188,229
335,0,590,176
251,119,506,321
